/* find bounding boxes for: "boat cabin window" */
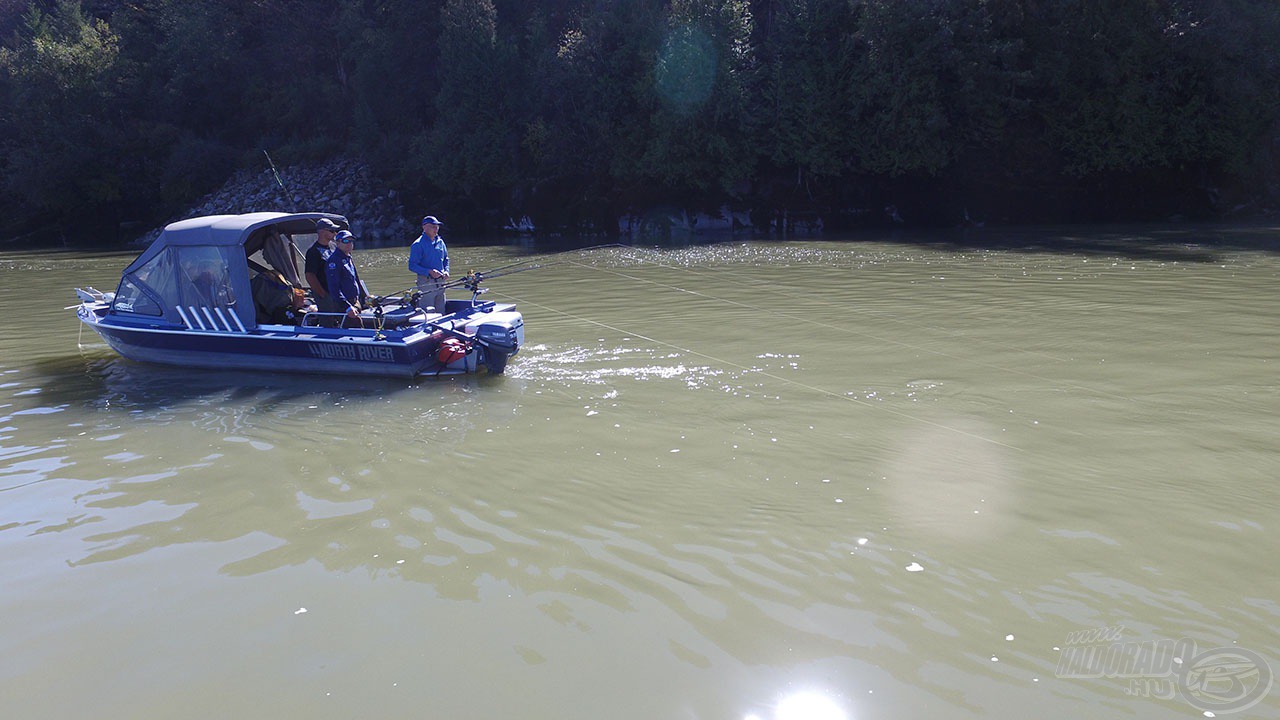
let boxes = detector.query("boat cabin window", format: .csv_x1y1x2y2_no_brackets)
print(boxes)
112,275,163,316
113,245,239,316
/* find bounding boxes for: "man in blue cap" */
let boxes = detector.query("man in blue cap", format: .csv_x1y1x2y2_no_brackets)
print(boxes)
408,215,450,314
306,217,340,312
325,230,367,327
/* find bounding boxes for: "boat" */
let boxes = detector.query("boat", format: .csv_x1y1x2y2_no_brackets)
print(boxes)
74,212,524,377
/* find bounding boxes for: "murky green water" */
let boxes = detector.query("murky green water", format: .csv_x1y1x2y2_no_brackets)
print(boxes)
2,226,1278,719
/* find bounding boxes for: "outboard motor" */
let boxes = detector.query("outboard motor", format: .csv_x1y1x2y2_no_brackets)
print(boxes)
474,317,522,374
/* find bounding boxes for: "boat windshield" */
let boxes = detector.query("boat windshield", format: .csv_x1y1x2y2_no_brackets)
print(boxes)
113,245,239,317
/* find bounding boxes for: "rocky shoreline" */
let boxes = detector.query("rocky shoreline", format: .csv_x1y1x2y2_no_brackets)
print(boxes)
138,158,411,246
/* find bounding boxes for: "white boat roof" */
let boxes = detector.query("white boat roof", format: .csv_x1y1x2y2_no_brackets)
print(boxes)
158,212,344,246
125,211,346,274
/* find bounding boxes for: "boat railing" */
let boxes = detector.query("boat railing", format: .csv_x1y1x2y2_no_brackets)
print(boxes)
300,311,362,329
175,305,247,333
299,308,435,331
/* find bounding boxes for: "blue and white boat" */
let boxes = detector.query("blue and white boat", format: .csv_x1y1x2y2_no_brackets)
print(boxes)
74,212,524,377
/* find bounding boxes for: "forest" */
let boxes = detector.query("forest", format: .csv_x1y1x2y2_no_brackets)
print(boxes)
2,0,1279,242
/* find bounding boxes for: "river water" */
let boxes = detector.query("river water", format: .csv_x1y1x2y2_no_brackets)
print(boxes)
1,225,1277,719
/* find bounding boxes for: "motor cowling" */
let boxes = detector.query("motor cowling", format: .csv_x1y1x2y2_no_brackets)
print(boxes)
475,319,520,374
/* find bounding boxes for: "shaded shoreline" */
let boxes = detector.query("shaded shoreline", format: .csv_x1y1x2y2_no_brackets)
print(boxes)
5,220,1278,264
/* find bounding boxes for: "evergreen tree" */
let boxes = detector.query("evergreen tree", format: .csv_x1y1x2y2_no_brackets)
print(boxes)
633,0,756,202
0,0,125,230
414,0,519,210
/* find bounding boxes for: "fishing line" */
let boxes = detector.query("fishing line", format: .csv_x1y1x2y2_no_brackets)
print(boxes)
488,289,1022,451
570,252,1134,403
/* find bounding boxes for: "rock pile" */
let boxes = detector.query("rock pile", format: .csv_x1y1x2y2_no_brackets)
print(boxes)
145,158,411,245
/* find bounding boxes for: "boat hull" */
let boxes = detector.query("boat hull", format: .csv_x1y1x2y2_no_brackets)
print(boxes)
80,308,461,378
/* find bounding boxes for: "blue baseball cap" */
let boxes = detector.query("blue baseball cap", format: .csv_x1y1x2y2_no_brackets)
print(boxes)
334,230,355,244
421,215,443,226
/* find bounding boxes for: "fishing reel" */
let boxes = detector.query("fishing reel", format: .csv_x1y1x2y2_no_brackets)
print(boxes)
369,291,422,312
361,294,387,340
461,271,486,293
461,271,489,301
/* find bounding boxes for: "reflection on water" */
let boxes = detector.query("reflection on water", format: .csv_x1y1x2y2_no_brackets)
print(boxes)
2,230,1279,719
765,691,849,720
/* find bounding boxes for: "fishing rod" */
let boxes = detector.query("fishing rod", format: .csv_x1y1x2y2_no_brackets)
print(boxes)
443,243,631,291
444,260,553,292
263,150,293,211
261,149,315,271
445,257,545,285
375,242,632,303
377,255,552,298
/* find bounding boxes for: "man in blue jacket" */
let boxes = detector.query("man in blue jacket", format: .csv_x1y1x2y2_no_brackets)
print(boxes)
408,215,450,314
325,230,366,327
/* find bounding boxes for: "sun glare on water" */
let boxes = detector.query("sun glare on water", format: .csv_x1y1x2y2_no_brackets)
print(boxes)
746,691,849,720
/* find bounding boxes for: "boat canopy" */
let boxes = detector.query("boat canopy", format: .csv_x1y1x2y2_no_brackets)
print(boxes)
110,212,346,331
